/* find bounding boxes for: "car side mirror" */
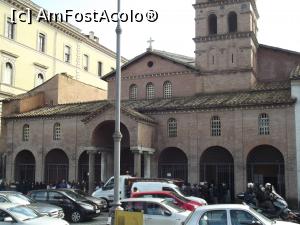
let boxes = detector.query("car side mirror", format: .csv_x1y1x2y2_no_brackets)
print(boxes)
164,210,172,216
4,217,13,222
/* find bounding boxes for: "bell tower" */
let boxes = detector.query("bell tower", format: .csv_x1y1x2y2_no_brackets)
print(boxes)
194,0,259,92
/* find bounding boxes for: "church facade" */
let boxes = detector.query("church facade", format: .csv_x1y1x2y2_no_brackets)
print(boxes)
1,0,300,206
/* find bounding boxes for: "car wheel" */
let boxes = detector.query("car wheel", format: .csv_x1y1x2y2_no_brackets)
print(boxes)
71,211,82,223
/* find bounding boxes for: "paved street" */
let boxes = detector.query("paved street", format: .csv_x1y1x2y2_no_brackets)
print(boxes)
74,213,109,225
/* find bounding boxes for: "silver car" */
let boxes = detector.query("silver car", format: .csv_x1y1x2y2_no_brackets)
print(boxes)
0,203,69,225
183,204,299,225
0,191,64,219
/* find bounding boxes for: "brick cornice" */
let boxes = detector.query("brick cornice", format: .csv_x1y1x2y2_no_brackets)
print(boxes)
193,0,259,18
194,31,258,48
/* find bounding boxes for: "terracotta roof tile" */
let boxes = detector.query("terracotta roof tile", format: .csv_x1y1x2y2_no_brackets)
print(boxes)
3,84,294,120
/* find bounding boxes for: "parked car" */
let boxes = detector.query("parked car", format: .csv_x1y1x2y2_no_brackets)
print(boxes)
58,188,107,211
183,204,299,225
131,191,201,211
0,203,69,225
131,181,207,205
28,189,101,223
120,198,191,225
0,191,64,218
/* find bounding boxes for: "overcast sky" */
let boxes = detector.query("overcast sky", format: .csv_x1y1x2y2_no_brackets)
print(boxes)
32,0,300,59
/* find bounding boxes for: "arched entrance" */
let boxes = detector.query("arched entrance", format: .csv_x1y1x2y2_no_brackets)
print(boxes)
78,151,101,182
200,146,234,198
92,121,133,175
247,145,285,195
45,149,69,184
158,147,188,181
15,150,35,183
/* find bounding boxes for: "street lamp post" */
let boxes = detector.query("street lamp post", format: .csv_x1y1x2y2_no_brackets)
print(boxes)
110,0,122,224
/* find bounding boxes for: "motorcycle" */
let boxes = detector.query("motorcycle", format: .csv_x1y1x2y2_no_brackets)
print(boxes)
237,188,300,223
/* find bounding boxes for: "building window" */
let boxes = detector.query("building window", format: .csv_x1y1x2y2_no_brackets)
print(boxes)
23,124,29,142
38,33,46,52
258,113,270,135
228,12,238,33
146,82,155,100
83,54,89,71
208,14,217,35
53,123,61,140
36,73,44,86
129,84,138,100
211,116,221,136
98,61,102,77
168,118,177,137
163,81,172,99
64,45,71,63
3,62,13,85
6,17,15,40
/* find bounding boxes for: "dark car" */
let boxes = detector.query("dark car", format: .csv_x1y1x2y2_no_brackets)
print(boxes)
0,191,64,218
58,189,108,211
28,189,101,223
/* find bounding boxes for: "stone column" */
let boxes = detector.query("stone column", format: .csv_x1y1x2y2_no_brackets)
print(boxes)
143,152,151,178
133,151,142,177
87,150,97,195
101,152,107,182
35,151,43,182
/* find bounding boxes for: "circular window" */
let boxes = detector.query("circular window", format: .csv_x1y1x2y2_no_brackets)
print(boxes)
147,61,154,68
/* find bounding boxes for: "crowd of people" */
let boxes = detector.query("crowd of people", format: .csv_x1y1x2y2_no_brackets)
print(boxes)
0,179,105,194
180,182,232,204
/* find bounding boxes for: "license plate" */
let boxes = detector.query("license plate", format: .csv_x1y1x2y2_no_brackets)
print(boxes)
96,210,100,213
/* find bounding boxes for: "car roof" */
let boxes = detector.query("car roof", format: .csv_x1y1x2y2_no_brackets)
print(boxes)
0,203,22,209
0,191,22,196
132,191,173,195
121,198,166,203
196,204,250,211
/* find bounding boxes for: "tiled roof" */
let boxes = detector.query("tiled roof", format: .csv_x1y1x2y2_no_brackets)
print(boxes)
4,83,294,121
123,88,294,113
290,65,300,80
4,101,156,124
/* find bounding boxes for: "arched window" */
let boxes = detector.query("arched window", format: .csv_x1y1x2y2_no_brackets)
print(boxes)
258,113,270,135
228,12,238,33
211,116,221,136
146,82,155,100
208,14,217,35
36,73,44,86
129,84,137,100
22,124,29,142
4,62,13,85
168,118,177,137
53,123,61,140
163,81,172,99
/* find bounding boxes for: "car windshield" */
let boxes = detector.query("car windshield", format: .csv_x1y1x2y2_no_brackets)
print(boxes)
171,191,189,203
183,210,194,225
249,207,273,224
173,186,187,197
162,199,185,212
7,194,34,205
62,190,86,201
8,205,40,221
74,189,87,196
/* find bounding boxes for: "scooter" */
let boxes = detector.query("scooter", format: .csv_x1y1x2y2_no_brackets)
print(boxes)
237,189,300,223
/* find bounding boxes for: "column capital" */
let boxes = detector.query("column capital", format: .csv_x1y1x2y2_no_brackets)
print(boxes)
130,146,155,154
84,146,99,154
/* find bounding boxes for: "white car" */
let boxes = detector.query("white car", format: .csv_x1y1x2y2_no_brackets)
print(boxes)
0,203,69,225
184,204,298,225
121,198,191,225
